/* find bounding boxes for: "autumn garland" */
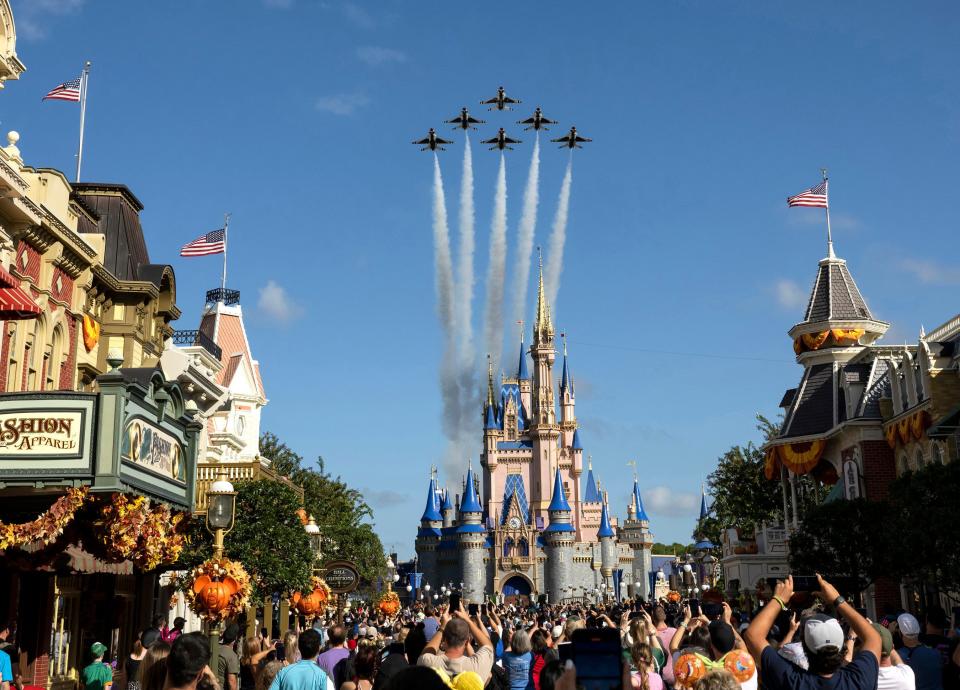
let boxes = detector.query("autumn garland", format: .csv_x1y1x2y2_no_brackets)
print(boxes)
0,487,89,551
97,493,188,570
175,558,252,623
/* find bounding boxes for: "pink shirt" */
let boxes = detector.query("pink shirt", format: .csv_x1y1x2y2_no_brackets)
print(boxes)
657,627,677,684
632,670,665,690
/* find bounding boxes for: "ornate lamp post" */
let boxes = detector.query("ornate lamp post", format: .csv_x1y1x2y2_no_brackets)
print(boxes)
305,515,322,570
204,469,237,675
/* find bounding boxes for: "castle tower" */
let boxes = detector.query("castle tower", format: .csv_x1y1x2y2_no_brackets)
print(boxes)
544,466,576,603
456,465,486,601
620,478,654,600
530,256,562,515
598,497,617,594
441,487,455,529
415,474,443,581
559,335,576,430
517,329,532,417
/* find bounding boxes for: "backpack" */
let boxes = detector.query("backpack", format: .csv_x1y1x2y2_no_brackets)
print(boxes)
487,664,510,690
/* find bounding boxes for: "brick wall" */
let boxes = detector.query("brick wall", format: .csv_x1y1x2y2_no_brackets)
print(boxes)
15,242,41,283
861,440,896,501
59,315,79,390
0,322,11,391
49,269,73,305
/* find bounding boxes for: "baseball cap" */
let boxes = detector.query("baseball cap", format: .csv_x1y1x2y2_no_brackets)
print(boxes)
872,623,893,656
804,614,844,652
897,613,920,637
551,625,563,640
141,628,162,648
90,642,108,657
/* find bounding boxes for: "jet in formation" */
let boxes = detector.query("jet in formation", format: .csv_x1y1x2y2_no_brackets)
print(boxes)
551,126,592,149
412,128,454,152
480,86,521,111
481,128,522,151
517,107,558,131
445,107,486,131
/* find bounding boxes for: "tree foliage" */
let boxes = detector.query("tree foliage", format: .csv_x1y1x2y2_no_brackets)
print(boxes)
179,479,314,599
260,432,386,585
787,498,894,591
652,542,695,556
704,415,783,543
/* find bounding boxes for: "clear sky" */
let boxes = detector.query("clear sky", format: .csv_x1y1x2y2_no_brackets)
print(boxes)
7,1,959,556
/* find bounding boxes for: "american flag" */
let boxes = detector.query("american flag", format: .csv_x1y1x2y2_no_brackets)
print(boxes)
180,229,226,257
787,180,828,208
43,76,82,102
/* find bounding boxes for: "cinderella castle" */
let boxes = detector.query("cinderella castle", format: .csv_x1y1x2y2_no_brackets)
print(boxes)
415,266,655,603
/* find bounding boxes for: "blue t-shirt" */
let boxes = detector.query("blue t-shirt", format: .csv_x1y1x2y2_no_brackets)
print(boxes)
269,660,329,690
423,617,440,641
0,650,12,683
898,645,944,690
760,646,879,690
502,651,532,690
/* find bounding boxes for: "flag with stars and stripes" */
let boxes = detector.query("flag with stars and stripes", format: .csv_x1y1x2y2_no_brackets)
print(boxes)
42,76,82,102
787,180,828,208
180,229,226,257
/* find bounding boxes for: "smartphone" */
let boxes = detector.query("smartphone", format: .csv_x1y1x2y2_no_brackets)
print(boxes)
689,599,701,618
570,628,622,690
468,603,479,617
449,592,461,613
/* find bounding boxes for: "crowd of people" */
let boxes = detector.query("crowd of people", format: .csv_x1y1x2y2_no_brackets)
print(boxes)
63,575,959,690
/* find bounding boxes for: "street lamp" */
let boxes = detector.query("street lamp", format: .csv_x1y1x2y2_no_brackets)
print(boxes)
385,554,396,592
206,469,237,560
305,516,321,567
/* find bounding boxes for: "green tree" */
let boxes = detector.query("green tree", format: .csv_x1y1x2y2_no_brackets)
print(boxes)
887,460,960,592
705,415,783,543
181,480,314,599
787,498,895,591
260,432,386,585
652,542,695,556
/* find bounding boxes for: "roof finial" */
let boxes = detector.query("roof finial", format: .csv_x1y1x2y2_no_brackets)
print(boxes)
561,332,567,356
430,464,438,482
588,455,592,470
627,459,638,482
486,354,495,407
534,246,554,341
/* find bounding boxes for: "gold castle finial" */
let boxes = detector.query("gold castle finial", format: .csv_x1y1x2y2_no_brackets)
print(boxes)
534,247,553,340
486,354,496,407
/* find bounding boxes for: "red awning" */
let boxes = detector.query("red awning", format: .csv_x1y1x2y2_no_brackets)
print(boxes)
0,264,41,319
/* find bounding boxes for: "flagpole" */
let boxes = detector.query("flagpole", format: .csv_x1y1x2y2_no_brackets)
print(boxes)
821,168,834,258
75,61,91,183
221,213,231,293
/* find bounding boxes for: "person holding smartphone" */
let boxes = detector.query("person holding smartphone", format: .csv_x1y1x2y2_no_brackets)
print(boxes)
417,602,494,683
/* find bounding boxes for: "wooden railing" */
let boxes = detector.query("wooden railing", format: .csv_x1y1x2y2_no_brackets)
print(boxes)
194,461,304,513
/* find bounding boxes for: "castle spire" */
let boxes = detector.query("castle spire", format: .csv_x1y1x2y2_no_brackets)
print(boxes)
420,475,442,523
516,325,530,380
534,247,554,344
597,499,615,538
583,457,600,502
560,333,571,392
631,479,649,522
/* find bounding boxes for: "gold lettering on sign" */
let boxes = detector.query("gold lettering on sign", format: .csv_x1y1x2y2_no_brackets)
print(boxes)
0,414,81,455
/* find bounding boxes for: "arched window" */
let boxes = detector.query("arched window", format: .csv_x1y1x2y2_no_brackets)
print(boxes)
6,322,19,392
517,538,529,557
503,537,514,558
46,325,64,390
25,318,42,391
931,444,944,466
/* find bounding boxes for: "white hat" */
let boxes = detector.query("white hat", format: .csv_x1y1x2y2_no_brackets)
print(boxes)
551,625,563,640
358,626,367,636
804,614,844,652
897,613,921,637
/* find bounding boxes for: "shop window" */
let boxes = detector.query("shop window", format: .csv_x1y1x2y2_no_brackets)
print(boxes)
50,577,82,682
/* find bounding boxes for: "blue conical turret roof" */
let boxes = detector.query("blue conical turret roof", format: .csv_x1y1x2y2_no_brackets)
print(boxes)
632,480,649,522
441,487,454,512
571,428,583,450
484,403,498,429
597,500,615,538
517,345,529,380
583,463,601,503
420,477,442,523
460,466,482,514
547,467,572,513
699,488,709,521
560,339,571,392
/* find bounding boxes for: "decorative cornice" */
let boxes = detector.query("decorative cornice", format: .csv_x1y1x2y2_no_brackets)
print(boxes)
40,203,96,258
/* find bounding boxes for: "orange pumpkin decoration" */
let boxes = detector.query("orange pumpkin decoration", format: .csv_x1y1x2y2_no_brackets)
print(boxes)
193,575,239,614
666,590,682,603
378,592,401,616
82,314,100,353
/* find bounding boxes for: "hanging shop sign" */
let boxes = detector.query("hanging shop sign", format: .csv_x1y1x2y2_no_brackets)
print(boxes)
0,394,96,476
323,560,361,593
120,418,185,484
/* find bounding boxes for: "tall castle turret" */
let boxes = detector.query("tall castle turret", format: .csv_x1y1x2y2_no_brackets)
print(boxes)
456,465,486,601
415,475,442,580
620,478,654,599
598,497,617,594
544,466,575,603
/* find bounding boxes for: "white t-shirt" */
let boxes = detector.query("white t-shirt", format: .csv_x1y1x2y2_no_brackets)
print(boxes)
878,663,916,690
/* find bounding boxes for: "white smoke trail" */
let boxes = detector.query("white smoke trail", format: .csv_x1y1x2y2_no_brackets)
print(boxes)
455,135,478,450
432,153,461,464
483,153,508,371
545,155,573,311
509,133,541,362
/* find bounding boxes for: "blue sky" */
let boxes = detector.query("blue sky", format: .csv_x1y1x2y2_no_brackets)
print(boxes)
7,1,960,556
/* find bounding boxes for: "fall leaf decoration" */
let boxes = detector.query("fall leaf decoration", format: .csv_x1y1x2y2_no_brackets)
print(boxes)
0,487,89,551
378,590,400,616
97,493,189,570
177,558,252,623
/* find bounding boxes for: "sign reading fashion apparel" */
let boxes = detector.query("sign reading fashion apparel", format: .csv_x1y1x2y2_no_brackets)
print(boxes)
323,561,361,593
0,394,97,477
120,418,185,484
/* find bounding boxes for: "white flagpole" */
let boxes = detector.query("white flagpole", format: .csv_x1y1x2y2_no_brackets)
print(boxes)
75,61,91,183
221,213,231,293
821,168,834,258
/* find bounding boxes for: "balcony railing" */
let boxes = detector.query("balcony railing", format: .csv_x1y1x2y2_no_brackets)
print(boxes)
172,329,223,360
206,288,240,306
194,460,304,513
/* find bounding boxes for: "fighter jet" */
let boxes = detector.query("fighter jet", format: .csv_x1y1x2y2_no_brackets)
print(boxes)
445,107,486,131
517,107,558,131
412,128,454,152
481,128,522,151
550,126,592,149
480,86,521,111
